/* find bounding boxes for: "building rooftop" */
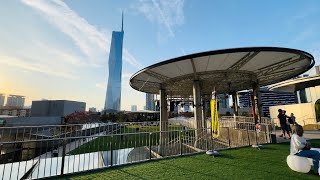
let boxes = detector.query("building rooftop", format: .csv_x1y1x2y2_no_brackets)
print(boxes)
268,74,320,92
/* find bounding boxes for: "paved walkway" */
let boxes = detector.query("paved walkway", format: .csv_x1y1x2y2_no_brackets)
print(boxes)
275,130,320,143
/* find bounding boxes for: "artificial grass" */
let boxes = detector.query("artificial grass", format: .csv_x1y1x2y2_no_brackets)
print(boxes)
69,126,187,155
63,140,320,180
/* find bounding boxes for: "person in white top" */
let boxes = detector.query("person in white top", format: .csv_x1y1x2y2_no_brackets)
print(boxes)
290,124,320,175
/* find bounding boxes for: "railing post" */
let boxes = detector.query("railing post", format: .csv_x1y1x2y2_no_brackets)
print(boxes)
246,128,250,145
227,127,231,148
255,127,259,145
110,136,113,167
61,139,66,175
180,130,183,156
205,129,208,151
149,133,152,160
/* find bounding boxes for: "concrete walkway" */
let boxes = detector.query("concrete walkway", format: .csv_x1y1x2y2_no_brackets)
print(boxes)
275,130,320,143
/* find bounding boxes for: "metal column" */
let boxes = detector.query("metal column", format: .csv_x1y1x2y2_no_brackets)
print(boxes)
193,81,202,147
159,88,168,155
202,100,207,130
252,82,261,123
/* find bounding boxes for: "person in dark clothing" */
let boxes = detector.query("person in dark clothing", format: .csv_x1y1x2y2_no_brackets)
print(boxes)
278,109,291,139
283,110,292,133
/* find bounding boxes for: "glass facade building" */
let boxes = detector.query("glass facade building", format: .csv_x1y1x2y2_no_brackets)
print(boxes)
104,26,124,111
146,93,155,111
238,87,297,117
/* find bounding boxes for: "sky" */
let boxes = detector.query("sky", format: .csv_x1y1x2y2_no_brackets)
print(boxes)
0,0,320,111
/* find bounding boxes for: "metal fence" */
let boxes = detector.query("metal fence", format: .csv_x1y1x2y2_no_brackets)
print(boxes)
0,118,274,180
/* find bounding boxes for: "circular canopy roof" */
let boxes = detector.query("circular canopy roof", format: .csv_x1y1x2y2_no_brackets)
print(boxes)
268,75,320,92
130,47,314,96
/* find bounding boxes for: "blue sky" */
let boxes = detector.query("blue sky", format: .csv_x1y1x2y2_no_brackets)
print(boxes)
0,0,320,111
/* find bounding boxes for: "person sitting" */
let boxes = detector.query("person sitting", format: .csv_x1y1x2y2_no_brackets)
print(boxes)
290,124,320,175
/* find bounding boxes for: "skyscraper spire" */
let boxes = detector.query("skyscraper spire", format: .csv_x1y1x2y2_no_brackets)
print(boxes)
121,11,124,32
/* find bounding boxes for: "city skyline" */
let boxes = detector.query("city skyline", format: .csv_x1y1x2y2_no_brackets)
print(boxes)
1,1,320,111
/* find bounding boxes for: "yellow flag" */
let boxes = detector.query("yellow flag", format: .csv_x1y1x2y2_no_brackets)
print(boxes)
211,97,219,137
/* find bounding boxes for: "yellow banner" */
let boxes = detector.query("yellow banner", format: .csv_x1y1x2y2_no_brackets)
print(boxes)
211,99,219,137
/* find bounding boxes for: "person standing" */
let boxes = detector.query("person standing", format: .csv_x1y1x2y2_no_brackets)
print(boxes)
289,113,296,124
278,109,291,139
284,111,292,134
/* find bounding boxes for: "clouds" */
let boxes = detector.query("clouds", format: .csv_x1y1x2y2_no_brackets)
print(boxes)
0,54,77,79
21,0,107,64
133,0,185,38
21,0,142,69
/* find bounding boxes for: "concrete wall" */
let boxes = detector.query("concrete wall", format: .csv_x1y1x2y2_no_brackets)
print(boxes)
63,101,86,116
309,86,320,103
269,103,317,125
31,100,86,117
2,116,62,126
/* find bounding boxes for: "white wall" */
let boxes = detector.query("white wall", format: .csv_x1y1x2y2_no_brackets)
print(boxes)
269,103,317,125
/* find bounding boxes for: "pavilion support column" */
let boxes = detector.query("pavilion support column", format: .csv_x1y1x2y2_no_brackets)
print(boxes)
252,82,261,124
202,100,207,130
159,88,168,155
193,80,202,147
231,92,239,116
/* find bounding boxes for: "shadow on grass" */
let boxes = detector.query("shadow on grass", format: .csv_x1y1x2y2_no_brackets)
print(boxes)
219,154,235,159
117,169,148,180
260,146,276,150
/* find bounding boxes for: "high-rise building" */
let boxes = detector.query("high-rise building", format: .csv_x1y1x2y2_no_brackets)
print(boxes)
6,95,25,107
104,14,124,112
0,94,5,107
131,105,137,112
146,93,155,111
238,87,297,117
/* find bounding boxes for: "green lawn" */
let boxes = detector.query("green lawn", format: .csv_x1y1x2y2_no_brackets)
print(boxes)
63,140,320,180
69,126,187,155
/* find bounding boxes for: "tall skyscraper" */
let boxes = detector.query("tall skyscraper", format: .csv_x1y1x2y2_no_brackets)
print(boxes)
146,93,155,111
0,94,5,107
104,14,124,112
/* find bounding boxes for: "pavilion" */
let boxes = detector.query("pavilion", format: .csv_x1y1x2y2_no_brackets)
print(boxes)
130,47,314,149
